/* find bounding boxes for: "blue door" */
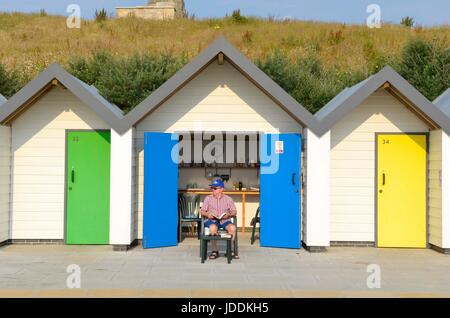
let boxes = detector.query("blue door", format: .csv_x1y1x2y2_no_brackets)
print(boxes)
143,132,179,248
260,133,301,248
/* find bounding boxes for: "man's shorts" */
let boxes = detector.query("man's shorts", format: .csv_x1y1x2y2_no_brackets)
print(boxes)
204,219,233,230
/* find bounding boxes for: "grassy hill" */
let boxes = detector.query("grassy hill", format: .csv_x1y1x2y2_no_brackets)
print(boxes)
1,13,448,74
0,12,448,111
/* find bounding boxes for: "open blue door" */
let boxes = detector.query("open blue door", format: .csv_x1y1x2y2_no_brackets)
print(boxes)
143,132,178,249
260,133,301,248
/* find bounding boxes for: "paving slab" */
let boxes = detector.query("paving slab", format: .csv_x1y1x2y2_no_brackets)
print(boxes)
1,234,450,297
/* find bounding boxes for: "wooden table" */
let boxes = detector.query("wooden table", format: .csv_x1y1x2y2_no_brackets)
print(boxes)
179,189,260,233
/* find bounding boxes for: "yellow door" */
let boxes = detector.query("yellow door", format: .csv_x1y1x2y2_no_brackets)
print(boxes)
377,134,427,248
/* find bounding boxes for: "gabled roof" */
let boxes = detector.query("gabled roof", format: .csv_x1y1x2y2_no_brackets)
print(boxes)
0,94,6,106
434,88,450,117
120,36,321,135
315,66,450,136
0,63,124,131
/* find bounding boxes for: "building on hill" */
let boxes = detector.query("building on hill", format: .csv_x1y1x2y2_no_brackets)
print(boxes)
116,0,186,20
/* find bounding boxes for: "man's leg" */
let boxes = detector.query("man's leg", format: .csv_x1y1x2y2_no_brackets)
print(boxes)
225,223,238,257
209,223,218,251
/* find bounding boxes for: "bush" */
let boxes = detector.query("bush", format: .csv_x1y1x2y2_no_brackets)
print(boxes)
68,52,187,112
399,38,449,101
400,16,414,28
95,8,108,22
39,9,47,17
230,9,248,24
258,38,448,111
363,39,401,73
0,63,25,98
256,52,366,113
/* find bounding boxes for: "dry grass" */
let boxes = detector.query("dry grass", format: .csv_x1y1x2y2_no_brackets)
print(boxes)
0,12,449,78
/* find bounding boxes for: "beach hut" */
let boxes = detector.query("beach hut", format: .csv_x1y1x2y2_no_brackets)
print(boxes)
0,94,9,245
0,65,133,248
310,66,450,253
433,88,450,253
115,36,326,250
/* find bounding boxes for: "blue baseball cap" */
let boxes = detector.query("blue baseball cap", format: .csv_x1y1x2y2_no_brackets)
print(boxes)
209,179,225,188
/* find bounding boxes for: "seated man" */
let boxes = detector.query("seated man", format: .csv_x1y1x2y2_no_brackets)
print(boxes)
200,179,239,260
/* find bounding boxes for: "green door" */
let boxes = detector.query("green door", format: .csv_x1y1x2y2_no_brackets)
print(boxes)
66,130,111,244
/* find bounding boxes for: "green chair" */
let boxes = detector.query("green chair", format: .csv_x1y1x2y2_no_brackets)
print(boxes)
178,193,202,242
199,215,238,263
250,207,260,245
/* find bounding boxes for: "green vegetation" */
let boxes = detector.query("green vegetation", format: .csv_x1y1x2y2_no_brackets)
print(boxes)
230,9,249,24
256,53,367,113
94,8,108,22
0,64,26,98
398,38,449,101
400,16,415,28
0,12,448,111
68,52,186,112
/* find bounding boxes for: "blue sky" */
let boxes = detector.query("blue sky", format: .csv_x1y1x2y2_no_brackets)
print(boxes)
0,0,448,26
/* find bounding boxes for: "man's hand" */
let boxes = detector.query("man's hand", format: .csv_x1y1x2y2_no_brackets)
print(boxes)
207,212,215,220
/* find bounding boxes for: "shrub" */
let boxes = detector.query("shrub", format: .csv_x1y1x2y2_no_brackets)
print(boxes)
39,9,47,17
95,8,108,22
68,52,187,112
256,51,366,113
68,51,114,84
0,63,25,98
400,16,414,28
399,38,449,101
363,40,401,73
230,9,248,24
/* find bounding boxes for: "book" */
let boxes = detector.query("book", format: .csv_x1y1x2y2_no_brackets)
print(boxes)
214,212,228,220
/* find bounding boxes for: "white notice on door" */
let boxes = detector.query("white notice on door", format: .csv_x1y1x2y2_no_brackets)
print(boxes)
275,140,284,154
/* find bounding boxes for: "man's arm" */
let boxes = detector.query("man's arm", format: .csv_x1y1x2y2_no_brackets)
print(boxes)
200,197,212,218
227,197,237,217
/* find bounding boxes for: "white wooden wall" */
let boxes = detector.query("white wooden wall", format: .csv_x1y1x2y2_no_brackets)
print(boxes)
133,60,302,239
109,128,133,245
330,89,430,242
0,125,11,242
10,86,109,239
301,130,306,243
131,127,137,242
442,131,450,249
303,128,330,247
428,130,442,247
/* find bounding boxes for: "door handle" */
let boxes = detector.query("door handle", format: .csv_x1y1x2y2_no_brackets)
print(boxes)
382,173,385,186
71,167,75,183
292,172,296,186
